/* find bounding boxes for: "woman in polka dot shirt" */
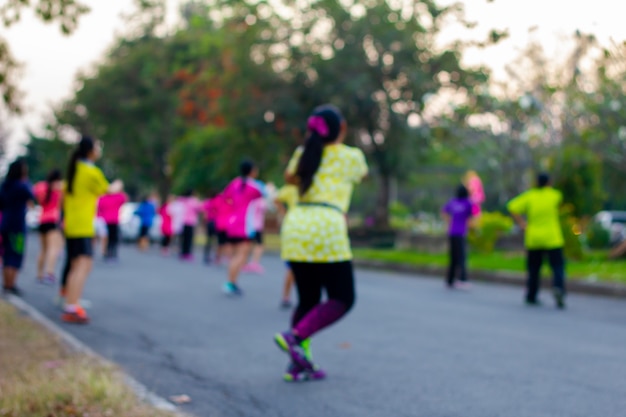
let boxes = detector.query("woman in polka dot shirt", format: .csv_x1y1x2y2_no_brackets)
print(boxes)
274,105,368,381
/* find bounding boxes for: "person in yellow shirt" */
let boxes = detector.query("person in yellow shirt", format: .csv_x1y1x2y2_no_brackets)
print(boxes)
507,173,566,309
275,184,299,309
61,136,119,324
273,105,368,381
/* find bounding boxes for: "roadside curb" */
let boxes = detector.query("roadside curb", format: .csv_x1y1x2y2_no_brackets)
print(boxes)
4,295,192,416
353,259,626,299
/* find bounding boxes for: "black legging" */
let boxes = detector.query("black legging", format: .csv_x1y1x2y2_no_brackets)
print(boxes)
181,225,194,256
526,248,566,302
105,223,119,258
447,235,467,285
289,261,355,339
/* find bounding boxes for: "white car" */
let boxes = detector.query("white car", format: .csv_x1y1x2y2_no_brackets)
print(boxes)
26,206,42,230
119,202,162,243
594,211,626,244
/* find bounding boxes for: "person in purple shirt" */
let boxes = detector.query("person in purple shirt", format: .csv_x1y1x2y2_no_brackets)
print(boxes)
442,185,475,289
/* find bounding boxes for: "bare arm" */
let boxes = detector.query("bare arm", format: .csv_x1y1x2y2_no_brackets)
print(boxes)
511,213,527,230
284,171,299,186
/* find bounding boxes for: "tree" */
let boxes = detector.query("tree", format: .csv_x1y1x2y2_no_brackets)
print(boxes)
22,134,73,182
0,0,89,112
55,32,182,198
248,0,499,227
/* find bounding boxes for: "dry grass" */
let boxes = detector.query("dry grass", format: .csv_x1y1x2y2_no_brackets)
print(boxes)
0,301,177,417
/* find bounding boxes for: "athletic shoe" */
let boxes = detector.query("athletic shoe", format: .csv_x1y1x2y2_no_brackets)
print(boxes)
553,288,566,309
525,298,542,306
243,263,265,274
2,286,23,297
222,282,243,296
283,361,326,382
56,296,92,310
39,274,56,286
180,254,194,262
274,331,313,370
454,281,472,291
62,306,90,324
280,299,293,310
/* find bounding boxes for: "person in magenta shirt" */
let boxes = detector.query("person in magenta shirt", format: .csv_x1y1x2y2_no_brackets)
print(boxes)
33,169,64,284
202,193,219,264
159,195,175,255
97,181,127,260
221,160,266,295
178,190,203,260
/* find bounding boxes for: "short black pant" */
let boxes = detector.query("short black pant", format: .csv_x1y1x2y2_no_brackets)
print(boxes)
217,230,228,246
66,237,94,259
139,225,150,238
253,231,263,245
227,236,253,245
38,222,58,235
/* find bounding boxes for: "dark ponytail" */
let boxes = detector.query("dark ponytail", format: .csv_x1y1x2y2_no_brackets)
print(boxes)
44,169,62,204
240,159,255,191
296,105,343,196
67,136,95,194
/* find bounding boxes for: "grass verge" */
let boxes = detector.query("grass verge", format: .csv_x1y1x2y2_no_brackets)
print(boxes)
352,248,626,285
0,301,177,417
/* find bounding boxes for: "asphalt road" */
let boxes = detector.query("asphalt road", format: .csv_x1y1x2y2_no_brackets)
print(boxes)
14,236,626,417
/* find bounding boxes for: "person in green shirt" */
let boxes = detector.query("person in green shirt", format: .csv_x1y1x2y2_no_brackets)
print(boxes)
507,173,566,309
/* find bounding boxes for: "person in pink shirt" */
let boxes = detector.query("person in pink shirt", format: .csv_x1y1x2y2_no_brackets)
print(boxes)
33,169,64,284
178,190,203,261
97,181,127,260
202,192,219,264
159,195,175,255
464,170,485,217
243,197,268,274
221,160,266,295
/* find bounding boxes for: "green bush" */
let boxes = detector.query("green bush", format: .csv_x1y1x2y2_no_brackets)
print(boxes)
560,205,584,260
468,211,514,254
585,221,611,249
389,201,413,231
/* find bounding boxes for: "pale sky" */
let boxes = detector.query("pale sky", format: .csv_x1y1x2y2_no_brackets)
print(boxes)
3,0,625,157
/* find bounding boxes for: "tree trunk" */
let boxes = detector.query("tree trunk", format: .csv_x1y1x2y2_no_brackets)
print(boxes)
374,173,391,229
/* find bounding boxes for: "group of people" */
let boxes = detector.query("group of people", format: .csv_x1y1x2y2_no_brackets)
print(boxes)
442,171,567,309
0,103,568,383
1,138,115,324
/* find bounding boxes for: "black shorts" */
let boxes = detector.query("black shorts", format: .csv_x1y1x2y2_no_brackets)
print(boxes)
139,225,150,238
38,222,58,235
253,231,263,245
66,237,93,259
2,231,25,269
227,235,253,245
217,230,228,246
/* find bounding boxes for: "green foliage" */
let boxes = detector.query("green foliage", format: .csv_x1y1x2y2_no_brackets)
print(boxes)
468,211,514,254
586,221,611,249
390,201,411,218
1,0,89,112
560,205,584,261
553,146,605,217
22,135,73,182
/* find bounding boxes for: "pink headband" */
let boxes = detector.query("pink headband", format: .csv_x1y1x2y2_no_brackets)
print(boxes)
307,115,330,137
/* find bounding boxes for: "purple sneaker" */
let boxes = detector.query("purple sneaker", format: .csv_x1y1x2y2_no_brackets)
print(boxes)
38,274,56,286
274,332,313,371
283,362,326,382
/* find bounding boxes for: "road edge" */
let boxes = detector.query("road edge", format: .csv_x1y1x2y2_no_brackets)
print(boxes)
4,294,192,417
353,259,626,299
